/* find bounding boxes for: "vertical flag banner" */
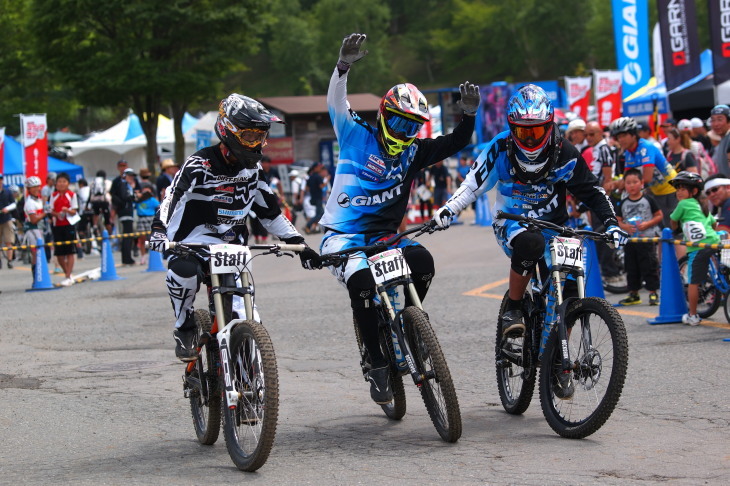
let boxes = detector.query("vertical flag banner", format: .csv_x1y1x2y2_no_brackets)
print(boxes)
0,127,5,175
565,77,592,119
708,0,730,85
612,0,651,99
20,114,48,183
594,70,623,128
657,0,701,91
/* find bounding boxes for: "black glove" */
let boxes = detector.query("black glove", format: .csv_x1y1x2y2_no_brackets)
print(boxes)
457,81,481,115
338,33,368,67
299,246,322,270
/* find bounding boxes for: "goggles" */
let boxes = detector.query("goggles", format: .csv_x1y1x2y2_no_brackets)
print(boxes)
222,117,268,148
384,109,424,139
509,122,551,149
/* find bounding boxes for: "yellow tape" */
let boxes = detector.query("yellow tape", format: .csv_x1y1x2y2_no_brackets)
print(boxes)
0,231,151,251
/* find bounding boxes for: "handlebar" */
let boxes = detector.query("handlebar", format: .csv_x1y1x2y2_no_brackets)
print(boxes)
319,222,439,267
164,241,307,254
495,210,611,243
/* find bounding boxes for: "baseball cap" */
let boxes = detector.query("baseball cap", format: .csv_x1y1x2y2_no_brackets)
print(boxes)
635,122,650,132
711,104,730,117
289,170,300,177
661,118,676,126
117,159,128,166
677,119,692,131
123,168,136,176
690,117,704,128
566,119,586,134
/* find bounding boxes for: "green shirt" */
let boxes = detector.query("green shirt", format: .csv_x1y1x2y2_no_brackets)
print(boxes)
670,198,720,252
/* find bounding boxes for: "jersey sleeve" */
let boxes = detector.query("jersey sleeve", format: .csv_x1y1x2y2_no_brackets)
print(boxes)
327,67,360,145
413,115,475,170
444,133,504,214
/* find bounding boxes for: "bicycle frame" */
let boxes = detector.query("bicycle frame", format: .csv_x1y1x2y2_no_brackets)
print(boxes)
708,254,730,295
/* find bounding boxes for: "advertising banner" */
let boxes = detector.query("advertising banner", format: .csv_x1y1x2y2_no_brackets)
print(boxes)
264,136,294,165
612,0,651,98
565,77,592,119
708,0,730,85
20,114,48,183
657,0,701,91
594,71,623,128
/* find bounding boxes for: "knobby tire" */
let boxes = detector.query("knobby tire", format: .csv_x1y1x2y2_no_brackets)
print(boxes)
189,309,221,445
223,320,279,472
538,297,628,439
495,292,536,415
403,307,462,442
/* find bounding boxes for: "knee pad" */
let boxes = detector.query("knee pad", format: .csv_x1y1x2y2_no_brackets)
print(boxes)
347,269,376,310
168,254,201,279
510,230,545,275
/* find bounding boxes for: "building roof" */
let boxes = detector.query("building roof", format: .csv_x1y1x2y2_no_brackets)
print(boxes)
259,93,381,115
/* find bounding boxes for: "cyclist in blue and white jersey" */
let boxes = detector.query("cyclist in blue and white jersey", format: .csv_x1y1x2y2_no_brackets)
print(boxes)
319,33,480,404
432,85,627,398
610,116,677,228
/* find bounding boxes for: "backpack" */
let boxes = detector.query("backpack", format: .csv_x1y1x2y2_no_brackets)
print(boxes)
90,177,106,202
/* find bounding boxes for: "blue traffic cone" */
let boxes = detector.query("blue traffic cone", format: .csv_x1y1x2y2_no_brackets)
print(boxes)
648,228,687,324
27,237,60,292
145,250,166,272
98,230,123,281
475,194,492,226
583,234,606,299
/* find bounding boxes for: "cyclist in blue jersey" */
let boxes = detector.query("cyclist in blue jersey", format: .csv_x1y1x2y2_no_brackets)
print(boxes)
319,33,480,404
609,116,677,228
432,85,627,395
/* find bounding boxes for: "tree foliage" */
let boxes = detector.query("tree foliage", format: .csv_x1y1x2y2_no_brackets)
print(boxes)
29,0,267,168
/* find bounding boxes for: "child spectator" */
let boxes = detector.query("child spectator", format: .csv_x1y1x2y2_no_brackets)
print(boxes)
134,176,159,265
669,171,721,326
616,168,663,306
49,172,79,286
22,176,47,282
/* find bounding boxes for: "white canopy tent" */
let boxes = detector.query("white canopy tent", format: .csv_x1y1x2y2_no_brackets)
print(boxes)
68,112,198,177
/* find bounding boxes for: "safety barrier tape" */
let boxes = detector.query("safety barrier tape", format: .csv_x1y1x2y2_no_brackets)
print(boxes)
0,231,151,251
626,237,730,249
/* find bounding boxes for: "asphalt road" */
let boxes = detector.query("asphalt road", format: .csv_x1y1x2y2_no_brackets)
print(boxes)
1,221,729,485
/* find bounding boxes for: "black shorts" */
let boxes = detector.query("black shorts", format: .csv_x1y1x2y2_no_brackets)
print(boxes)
91,201,111,225
52,225,77,256
687,249,714,285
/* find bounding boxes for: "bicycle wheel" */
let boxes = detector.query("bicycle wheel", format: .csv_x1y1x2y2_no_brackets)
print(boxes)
495,292,536,415
188,309,221,445
353,316,406,420
678,255,722,318
603,246,628,294
539,297,628,439
222,320,278,472
403,306,461,442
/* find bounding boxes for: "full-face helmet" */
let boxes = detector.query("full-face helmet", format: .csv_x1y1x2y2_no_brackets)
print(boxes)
507,84,557,183
214,93,284,169
377,83,430,157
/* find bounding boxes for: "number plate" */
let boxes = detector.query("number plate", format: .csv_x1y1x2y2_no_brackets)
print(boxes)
209,244,251,274
367,248,411,284
551,237,584,270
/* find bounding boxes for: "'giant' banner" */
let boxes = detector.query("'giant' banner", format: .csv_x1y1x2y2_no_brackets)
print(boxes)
612,0,651,99
594,71,623,128
20,114,48,183
708,0,730,85
657,0,701,91
565,77,592,119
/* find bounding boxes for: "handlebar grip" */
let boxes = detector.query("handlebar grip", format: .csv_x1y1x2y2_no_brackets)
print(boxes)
495,210,525,222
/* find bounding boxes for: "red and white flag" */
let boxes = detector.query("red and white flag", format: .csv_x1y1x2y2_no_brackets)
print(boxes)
0,127,5,175
20,114,48,183
593,71,622,129
565,77,591,120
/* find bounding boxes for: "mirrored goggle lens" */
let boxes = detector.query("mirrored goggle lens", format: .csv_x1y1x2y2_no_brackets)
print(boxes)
385,113,423,138
228,125,268,147
510,123,550,148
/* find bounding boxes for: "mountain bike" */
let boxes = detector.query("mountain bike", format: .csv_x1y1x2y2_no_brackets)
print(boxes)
678,251,730,319
494,211,629,439
167,241,305,471
319,223,462,442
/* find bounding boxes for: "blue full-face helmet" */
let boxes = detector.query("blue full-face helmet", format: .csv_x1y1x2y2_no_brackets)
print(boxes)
507,84,556,183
